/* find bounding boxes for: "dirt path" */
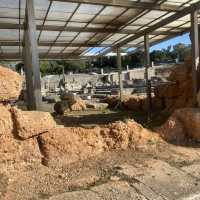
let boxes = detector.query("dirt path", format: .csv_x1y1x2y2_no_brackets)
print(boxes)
1,141,200,200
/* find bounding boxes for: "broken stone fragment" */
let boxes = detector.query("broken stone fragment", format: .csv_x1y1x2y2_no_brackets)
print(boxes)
0,103,13,136
86,102,108,110
70,99,86,111
156,115,186,143
0,65,22,102
0,134,42,167
38,120,160,168
158,108,200,143
38,127,105,167
154,58,193,112
174,108,200,142
11,107,57,140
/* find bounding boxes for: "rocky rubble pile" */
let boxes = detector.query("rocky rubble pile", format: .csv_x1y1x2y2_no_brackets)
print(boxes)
0,65,161,171
54,93,87,114
38,120,159,168
0,66,43,173
154,58,193,111
157,106,200,143
105,58,194,113
0,66,22,102
105,95,163,111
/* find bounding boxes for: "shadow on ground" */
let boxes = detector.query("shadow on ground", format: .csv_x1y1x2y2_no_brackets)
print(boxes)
54,109,170,129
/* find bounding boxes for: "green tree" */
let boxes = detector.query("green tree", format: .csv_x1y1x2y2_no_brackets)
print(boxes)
173,43,191,62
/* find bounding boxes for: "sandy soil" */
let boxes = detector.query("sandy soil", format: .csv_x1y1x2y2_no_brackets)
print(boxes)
2,140,200,200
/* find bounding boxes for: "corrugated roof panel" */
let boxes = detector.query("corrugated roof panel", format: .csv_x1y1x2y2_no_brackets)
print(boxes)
1,46,19,53
77,4,103,14
38,46,50,53
71,13,97,23
0,0,197,58
50,1,78,12
56,36,75,42
0,29,22,40
63,47,79,53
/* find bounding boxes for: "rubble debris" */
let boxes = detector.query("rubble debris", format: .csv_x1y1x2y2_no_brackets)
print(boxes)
0,134,42,167
0,66,43,170
38,120,160,167
0,104,13,136
70,98,87,111
157,115,186,143
62,93,86,111
86,102,108,110
54,93,87,114
38,127,105,167
104,95,119,108
0,65,22,101
54,101,69,115
105,95,163,111
174,108,200,142
158,108,200,142
154,58,193,112
123,95,143,111
11,107,57,140
0,65,162,171
105,59,193,113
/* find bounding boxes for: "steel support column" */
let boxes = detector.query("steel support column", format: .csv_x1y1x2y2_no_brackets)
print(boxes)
191,10,199,105
23,41,34,110
23,0,42,110
117,47,123,103
144,34,152,120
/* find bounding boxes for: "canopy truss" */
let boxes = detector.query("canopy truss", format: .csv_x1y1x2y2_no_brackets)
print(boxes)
0,0,199,60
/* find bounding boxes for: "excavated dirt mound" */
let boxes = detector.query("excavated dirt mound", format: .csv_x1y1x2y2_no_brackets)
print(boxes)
156,115,187,143
54,95,87,114
154,58,193,112
174,108,200,141
11,107,57,140
38,120,160,168
0,105,42,173
123,95,144,111
157,108,200,143
61,93,87,111
0,104,13,136
0,135,41,169
105,59,194,113
70,98,87,111
105,95,163,111
0,65,22,101
38,127,105,167
104,95,119,108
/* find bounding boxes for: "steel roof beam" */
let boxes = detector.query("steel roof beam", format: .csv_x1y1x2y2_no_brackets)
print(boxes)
0,53,82,60
100,1,200,56
0,41,110,47
50,0,179,12
0,23,186,36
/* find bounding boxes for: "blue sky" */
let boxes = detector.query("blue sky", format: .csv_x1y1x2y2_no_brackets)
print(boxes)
150,33,191,52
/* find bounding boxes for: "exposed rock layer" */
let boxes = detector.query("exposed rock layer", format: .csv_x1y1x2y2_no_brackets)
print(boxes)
0,104,13,136
11,107,57,140
0,65,22,101
38,120,159,167
154,58,193,111
158,108,200,142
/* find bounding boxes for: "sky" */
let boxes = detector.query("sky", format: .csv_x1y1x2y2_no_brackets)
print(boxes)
150,33,191,52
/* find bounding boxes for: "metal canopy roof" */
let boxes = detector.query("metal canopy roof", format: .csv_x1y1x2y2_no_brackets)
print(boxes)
0,0,200,60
